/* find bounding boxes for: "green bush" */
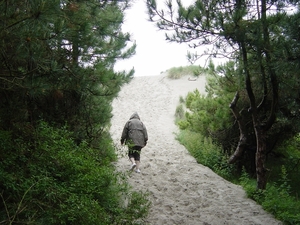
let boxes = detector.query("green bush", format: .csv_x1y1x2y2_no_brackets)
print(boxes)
240,166,300,225
176,130,234,180
177,119,190,130
179,96,185,104
271,134,300,195
175,104,185,121
178,89,233,138
0,122,150,224
167,65,206,79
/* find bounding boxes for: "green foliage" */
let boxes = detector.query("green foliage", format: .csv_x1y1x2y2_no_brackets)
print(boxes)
175,104,185,121
166,65,206,79
240,166,300,225
175,57,300,174
177,119,190,130
178,87,233,137
0,122,150,224
0,0,134,144
277,134,300,164
269,134,300,195
239,169,258,197
179,95,185,104
176,130,234,180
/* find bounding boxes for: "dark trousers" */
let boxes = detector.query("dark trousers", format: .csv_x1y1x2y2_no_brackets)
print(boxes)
128,146,142,161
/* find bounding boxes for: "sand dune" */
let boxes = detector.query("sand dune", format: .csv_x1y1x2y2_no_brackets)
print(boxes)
110,74,282,225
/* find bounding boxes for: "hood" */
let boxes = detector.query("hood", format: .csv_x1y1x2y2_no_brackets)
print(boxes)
130,112,140,120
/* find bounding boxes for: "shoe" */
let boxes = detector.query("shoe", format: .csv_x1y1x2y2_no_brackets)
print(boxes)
130,163,136,171
135,169,141,173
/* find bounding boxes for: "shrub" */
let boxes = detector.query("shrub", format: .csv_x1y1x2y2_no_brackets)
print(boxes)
240,166,300,225
167,65,206,79
175,104,185,121
176,130,234,180
271,134,300,195
0,122,150,224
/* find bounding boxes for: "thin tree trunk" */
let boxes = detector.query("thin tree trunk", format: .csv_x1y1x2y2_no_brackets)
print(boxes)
255,126,267,189
228,92,248,164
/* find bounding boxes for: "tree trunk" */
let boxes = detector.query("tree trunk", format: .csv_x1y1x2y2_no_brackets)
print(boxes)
228,91,248,164
254,126,267,189
240,39,268,190
254,0,278,190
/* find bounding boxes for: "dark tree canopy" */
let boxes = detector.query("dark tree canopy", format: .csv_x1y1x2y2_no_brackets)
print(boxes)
0,0,135,144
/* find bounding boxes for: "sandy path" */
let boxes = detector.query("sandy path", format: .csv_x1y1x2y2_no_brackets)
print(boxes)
110,74,282,225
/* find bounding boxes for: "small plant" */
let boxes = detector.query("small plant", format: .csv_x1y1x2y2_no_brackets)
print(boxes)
175,104,185,120
179,96,185,104
176,130,234,180
167,65,205,79
239,168,260,200
261,166,300,224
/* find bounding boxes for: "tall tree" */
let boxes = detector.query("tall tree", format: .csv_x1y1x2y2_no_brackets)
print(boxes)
147,0,299,189
0,0,135,144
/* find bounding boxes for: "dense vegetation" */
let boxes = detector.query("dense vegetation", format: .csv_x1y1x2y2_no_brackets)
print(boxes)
0,0,150,224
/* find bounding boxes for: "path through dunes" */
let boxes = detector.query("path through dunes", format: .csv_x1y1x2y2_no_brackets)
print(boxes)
110,74,282,225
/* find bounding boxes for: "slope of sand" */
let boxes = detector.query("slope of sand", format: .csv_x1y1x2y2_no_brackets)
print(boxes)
110,74,282,225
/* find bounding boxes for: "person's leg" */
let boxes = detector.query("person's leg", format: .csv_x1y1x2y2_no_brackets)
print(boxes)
135,160,140,170
133,147,141,173
129,157,135,164
128,148,136,170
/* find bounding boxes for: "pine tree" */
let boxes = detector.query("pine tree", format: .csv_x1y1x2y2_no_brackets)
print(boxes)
0,0,135,144
147,0,300,189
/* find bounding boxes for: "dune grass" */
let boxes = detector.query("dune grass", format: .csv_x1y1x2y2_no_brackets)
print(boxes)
166,65,207,79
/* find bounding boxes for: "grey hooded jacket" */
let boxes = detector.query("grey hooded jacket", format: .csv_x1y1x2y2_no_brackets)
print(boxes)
121,112,148,147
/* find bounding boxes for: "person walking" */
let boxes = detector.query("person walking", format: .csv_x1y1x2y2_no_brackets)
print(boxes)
121,112,148,173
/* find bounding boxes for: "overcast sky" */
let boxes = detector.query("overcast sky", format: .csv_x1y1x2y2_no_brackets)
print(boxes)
114,0,197,77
